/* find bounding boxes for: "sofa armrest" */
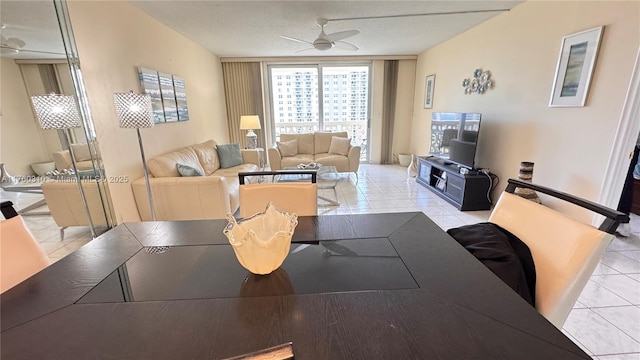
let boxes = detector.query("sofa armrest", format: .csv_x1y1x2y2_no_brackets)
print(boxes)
267,147,282,170
347,145,361,172
131,176,235,221
52,150,72,171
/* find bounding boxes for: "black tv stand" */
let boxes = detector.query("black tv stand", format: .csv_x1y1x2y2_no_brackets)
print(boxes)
416,157,492,211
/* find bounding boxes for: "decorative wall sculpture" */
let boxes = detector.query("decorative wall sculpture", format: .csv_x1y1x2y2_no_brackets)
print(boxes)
462,68,493,95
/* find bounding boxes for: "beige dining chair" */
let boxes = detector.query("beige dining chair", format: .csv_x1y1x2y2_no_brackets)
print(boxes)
1,201,50,293
488,179,627,329
238,171,318,218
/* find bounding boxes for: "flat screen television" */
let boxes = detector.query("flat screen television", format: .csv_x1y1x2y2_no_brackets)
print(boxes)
429,112,482,169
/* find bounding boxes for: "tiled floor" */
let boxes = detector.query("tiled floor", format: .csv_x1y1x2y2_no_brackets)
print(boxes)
2,164,639,358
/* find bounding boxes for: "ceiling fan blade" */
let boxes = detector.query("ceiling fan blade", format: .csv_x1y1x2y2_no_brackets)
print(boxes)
325,30,359,42
295,47,316,54
334,41,358,51
280,35,312,45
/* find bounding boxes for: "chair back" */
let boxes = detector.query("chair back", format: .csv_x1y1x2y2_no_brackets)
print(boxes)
1,202,50,293
238,171,318,217
488,179,627,328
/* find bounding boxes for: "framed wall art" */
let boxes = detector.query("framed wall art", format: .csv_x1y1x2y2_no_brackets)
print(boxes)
137,67,190,123
172,75,190,121
549,26,603,107
137,67,166,124
423,74,436,109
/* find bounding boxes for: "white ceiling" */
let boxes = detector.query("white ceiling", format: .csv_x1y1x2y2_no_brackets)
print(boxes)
0,1,524,60
131,0,524,58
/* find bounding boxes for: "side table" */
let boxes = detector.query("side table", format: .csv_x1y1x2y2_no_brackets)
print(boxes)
242,148,265,170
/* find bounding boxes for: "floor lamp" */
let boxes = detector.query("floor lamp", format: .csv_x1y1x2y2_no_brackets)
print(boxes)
113,92,156,221
31,94,97,238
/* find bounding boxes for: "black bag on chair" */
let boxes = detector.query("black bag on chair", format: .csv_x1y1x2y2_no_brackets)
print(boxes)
447,222,536,307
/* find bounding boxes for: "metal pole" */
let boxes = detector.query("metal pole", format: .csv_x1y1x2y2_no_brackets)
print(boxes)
65,129,97,238
137,128,156,221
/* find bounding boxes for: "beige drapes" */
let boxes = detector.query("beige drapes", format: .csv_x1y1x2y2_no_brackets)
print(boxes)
380,60,398,164
221,62,265,149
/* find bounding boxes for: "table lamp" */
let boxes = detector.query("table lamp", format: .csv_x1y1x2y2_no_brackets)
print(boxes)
240,115,261,149
31,94,97,238
114,91,156,221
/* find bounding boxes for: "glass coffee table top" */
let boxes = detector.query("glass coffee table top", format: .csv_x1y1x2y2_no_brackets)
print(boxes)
78,238,418,303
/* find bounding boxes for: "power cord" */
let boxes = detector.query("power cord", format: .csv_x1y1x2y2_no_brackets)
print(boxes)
479,169,500,206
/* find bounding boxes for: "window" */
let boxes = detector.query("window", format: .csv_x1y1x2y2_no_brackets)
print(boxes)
268,64,370,162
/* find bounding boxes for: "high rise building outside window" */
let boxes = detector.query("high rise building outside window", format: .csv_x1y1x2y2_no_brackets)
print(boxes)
269,64,370,161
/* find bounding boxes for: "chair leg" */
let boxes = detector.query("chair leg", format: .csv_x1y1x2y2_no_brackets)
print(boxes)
353,172,359,185
59,227,68,241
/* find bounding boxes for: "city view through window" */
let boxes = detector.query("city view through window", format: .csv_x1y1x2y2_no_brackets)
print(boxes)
269,65,370,161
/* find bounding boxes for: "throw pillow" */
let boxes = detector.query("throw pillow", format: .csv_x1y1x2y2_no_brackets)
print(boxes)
177,163,204,177
328,136,351,156
277,139,298,157
216,143,244,169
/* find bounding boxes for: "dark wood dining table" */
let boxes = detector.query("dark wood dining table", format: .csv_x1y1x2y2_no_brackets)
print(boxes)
1,212,589,359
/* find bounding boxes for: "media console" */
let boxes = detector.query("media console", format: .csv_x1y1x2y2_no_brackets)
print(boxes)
416,156,492,211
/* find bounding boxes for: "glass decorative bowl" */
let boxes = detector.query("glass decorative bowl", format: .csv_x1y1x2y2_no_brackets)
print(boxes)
224,202,298,275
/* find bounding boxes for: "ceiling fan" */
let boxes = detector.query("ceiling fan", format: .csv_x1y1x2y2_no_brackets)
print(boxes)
0,24,63,56
280,18,359,53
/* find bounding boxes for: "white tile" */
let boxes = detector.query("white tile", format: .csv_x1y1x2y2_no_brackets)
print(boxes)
597,353,640,359
590,275,640,305
593,262,623,275
608,236,640,252
577,281,632,307
564,308,640,355
592,306,640,342
623,251,640,263
627,274,640,282
601,252,640,274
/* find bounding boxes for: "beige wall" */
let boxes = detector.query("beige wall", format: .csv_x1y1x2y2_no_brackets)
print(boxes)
68,1,229,222
0,58,48,175
411,1,639,221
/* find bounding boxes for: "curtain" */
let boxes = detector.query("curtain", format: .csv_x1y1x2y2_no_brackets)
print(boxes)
380,60,398,164
221,62,265,149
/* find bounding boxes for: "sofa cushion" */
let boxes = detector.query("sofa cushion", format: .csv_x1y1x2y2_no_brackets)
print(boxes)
277,139,298,157
280,154,315,168
214,163,260,184
70,143,91,161
315,132,348,154
314,153,349,170
192,140,220,175
281,133,314,154
328,136,351,156
217,143,244,169
177,163,204,177
148,147,204,178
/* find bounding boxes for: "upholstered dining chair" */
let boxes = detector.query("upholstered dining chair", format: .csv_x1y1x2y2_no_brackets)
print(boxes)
488,179,627,329
0,201,50,293
238,171,318,218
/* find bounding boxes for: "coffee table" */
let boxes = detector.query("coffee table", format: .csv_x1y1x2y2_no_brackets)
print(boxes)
280,165,342,206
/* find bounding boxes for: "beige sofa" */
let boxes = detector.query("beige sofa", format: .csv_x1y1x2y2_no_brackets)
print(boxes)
41,180,109,239
267,131,361,177
52,143,95,171
131,140,260,221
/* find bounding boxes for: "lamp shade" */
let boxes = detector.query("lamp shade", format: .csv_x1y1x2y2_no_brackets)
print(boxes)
240,115,261,130
114,92,154,128
31,94,81,129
